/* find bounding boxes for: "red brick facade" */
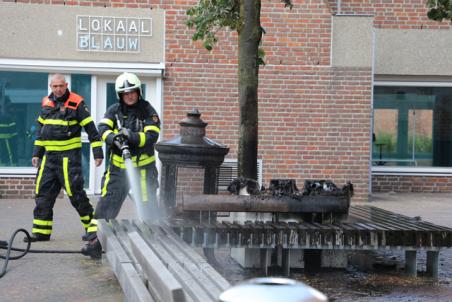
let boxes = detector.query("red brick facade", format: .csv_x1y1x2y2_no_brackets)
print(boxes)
162,0,372,202
0,177,35,199
1,0,450,201
373,175,452,193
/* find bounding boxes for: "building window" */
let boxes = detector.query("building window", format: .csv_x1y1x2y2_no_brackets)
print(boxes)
0,71,47,167
72,74,91,107
0,71,93,189
373,86,452,168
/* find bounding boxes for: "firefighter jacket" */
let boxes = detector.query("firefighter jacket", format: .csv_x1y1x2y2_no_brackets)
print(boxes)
98,98,160,169
32,90,103,159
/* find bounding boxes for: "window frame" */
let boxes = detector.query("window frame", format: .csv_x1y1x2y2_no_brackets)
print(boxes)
373,80,452,176
0,58,164,178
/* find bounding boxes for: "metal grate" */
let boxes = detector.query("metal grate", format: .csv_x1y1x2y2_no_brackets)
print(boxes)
217,158,263,191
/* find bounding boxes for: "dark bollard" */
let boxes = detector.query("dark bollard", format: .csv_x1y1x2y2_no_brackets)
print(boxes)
219,277,328,302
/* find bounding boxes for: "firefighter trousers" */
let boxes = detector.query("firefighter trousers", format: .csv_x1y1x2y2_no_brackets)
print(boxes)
33,149,93,238
87,163,158,236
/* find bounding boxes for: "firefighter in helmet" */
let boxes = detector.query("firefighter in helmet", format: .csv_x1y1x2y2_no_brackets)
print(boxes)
26,74,103,242
82,72,160,258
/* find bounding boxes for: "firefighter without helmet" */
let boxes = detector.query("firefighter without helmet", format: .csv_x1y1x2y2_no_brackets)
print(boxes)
115,72,142,99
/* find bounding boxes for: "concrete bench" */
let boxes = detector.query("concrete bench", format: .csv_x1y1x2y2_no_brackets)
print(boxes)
98,219,230,302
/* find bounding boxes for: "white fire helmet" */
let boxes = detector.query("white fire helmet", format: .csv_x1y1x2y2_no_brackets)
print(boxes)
115,72,142,99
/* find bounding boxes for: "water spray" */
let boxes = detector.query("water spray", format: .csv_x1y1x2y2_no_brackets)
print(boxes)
115,114,146,222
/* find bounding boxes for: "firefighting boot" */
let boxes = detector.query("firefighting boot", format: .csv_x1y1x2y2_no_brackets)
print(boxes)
81,231,89,241
23,233,50,242
81,238,102,259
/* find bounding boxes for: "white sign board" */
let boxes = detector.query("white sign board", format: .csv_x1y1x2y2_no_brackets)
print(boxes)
76,15,152,52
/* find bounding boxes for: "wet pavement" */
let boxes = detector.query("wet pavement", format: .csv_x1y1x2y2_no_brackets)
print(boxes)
0,196,136,302
1,192,452,301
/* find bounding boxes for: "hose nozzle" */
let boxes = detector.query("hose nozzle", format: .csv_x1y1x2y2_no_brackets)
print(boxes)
121,146,131,160
115,114,132,160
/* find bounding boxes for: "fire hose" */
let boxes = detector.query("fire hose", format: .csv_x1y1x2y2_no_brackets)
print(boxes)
0,229,86,279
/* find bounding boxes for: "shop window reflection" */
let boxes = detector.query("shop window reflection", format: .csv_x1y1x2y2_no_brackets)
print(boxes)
373,86,449,167
0,71,47,167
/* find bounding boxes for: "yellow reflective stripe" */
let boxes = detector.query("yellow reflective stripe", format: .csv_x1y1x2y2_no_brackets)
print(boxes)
99,118,114,128
41,137,81,146
102,130,113,142
111,157,126,169
38,117,78,126
144,125,160,133
33,219,53,226
79,116,93,127
138,132,145,147
138,155,156,167
32,228,52,235
63,157,73,197
39,137,82,151
91,141,103,148
87,219,98,232
141,169,148,202
138,156,155,167
45,142,82,151
35,156,46,194
111,154,155,169
112,153,154,163
80,215,91,228
101,168,111,197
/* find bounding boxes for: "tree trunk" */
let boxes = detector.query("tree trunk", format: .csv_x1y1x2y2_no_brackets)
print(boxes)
237,0,261,180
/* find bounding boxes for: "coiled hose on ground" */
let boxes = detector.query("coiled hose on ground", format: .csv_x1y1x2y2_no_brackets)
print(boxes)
0,228,82,279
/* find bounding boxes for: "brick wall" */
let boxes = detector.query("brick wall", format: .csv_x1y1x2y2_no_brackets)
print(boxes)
1,0,449,201
161,0,372,202
0,177,35,199
373,175,452,193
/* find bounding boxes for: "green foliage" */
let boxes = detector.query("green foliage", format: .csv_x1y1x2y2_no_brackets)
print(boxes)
375,132,397,153
409,135,433,153
427,0,452,21
186,0,292,51
375,132,433,155
186,0,241,51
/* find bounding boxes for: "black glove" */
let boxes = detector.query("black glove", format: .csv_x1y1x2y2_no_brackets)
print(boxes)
112,134,126,150
119,128,139,146
119,128,131,139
